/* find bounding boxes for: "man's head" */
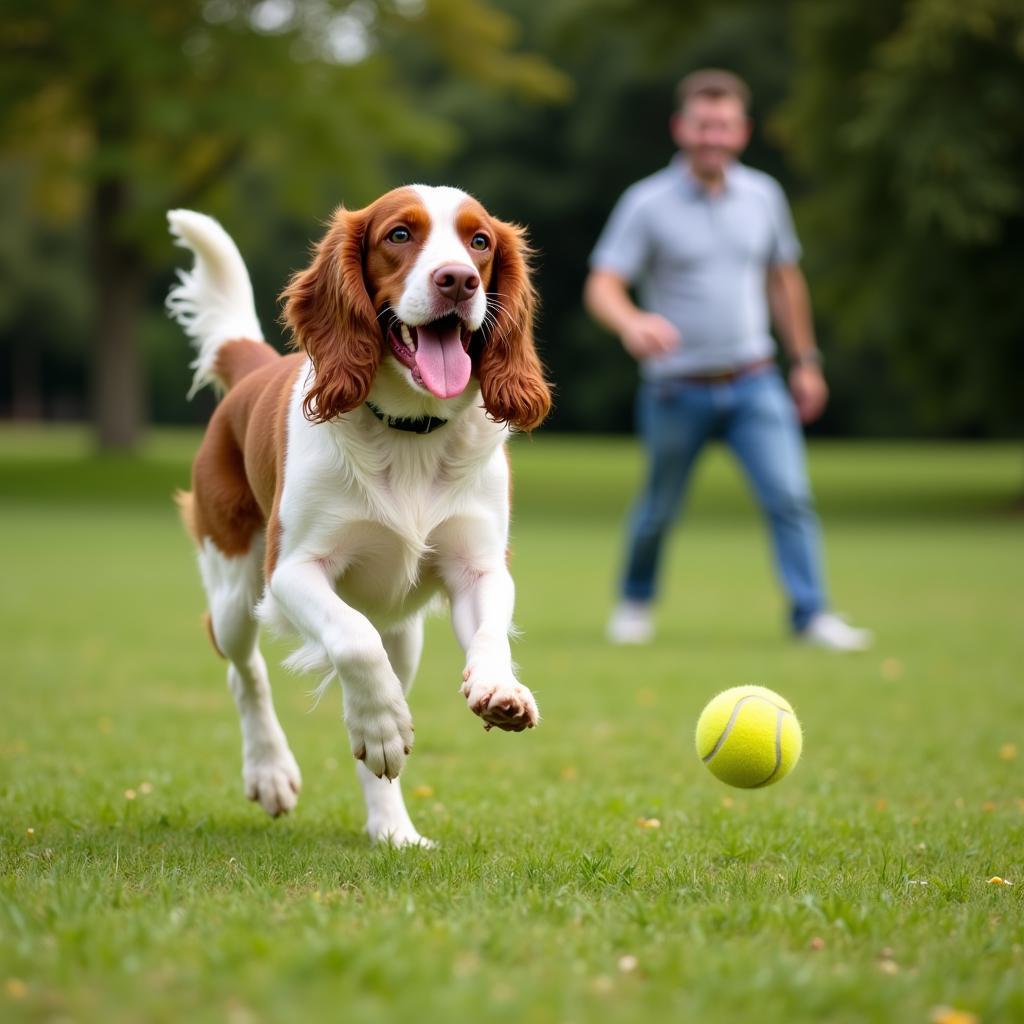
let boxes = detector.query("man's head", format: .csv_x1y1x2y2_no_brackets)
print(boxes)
670,69,752,180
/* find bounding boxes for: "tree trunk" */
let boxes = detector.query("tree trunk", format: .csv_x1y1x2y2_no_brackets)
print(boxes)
91,177,146,451
10,341,43,420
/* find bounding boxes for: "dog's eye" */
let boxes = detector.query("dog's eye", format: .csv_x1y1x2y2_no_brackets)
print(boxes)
387,226,411,244
470,233,490,252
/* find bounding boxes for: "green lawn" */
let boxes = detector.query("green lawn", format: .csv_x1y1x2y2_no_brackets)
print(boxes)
2,428,1022,1023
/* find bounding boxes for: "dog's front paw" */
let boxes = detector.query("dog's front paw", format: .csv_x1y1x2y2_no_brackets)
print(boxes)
367,819,436,849
346,693,414,780
244,747,302,817
461,673,539,732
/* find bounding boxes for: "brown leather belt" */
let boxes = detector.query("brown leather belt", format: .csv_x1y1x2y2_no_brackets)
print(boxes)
677,356,775,385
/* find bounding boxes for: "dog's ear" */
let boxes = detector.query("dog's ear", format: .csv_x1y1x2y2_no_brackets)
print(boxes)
477,219,551,432
281,207,380,423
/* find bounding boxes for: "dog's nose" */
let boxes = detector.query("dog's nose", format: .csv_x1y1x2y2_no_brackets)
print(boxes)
432,264,479,304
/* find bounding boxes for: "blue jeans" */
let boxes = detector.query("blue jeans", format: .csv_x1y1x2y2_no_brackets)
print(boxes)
620,366,827,631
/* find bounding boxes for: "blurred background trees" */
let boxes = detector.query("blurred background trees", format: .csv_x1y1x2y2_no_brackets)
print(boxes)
780,0,1024,437
2,0,1022,447
1,0,567,448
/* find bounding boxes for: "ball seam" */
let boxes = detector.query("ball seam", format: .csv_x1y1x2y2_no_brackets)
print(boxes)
751,708,785,788
702,697,790,787
701,695,780,762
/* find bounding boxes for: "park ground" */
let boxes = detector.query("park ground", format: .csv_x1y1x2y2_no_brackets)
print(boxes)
1,428,1022,1023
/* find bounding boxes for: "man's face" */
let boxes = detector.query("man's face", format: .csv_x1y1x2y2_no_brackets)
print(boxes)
671,95,751,177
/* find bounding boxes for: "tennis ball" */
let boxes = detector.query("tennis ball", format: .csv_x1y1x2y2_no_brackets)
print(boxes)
695,685,802,788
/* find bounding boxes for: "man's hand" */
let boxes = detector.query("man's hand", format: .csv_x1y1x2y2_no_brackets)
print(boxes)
620,312,681,360
583,270,681,361
789,364,828,424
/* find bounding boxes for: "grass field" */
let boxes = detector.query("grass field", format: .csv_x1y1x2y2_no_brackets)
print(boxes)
2,428,1022,1023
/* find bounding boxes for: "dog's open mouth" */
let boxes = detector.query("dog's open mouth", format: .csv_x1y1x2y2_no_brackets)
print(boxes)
387,311,474,400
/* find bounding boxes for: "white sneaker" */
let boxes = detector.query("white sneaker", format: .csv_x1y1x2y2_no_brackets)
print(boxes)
607,601,654,645
798,612,873,652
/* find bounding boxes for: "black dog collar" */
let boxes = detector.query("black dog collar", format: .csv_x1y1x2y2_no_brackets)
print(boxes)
366,402,449,435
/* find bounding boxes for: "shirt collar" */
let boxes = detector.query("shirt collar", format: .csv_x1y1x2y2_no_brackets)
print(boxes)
671,154,737,196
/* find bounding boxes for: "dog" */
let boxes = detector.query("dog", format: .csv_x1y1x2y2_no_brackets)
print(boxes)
166,185,551,846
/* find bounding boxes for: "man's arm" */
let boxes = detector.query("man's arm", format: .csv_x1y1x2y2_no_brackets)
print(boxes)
766,263,827,424
583,269,680,359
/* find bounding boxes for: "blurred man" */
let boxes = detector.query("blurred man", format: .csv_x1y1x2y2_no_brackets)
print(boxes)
584,69,871,650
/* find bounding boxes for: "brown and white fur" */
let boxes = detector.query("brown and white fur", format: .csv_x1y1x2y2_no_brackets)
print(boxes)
166,185,550,846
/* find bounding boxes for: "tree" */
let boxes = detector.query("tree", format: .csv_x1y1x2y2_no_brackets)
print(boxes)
1,0,566,448
778,0,1024,437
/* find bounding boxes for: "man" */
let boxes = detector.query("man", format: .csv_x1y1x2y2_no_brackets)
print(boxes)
584,68,871,651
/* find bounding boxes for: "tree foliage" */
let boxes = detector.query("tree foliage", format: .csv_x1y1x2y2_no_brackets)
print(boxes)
3,0,567,242
0,0,567,446
403,0,1024,438
778,0,1024,435
2,0,1022,440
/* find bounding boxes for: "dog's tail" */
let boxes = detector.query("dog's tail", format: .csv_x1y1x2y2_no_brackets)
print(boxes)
166,209,276,396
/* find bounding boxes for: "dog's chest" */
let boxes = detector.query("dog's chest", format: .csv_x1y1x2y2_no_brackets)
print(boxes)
330,516,442,609
281,410,504,623
317,469,470,621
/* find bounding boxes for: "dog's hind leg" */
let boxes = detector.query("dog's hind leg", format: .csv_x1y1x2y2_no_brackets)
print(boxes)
198,533,302,817
358,613,433,847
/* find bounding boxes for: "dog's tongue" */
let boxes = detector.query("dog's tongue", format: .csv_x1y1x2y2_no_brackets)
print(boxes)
414,320,471,399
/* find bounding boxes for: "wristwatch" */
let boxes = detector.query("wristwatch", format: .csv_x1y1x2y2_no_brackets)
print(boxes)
792,349,823,368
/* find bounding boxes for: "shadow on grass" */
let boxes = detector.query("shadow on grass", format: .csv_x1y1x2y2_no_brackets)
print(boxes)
6,812,481,897
12,813,375,864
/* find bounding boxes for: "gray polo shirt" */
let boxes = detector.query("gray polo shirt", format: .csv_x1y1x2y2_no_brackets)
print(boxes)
590,156,802,378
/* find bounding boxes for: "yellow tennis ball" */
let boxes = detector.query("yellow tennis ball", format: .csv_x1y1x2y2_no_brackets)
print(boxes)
695,685,802,788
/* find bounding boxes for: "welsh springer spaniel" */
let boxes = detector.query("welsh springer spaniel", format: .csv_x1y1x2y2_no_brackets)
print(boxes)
166,186,551,847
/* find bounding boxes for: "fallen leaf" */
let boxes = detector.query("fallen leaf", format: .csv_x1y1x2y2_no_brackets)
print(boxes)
453,951,480,978
880,658,904,681
930,1006,980,1024
4,979,27,1000
225,999,255,1024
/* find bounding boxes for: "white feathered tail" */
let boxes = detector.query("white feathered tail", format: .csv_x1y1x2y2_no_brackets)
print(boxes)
165,210,264,397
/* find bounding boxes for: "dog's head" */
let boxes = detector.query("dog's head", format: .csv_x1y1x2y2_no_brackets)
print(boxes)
282,185,551,431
